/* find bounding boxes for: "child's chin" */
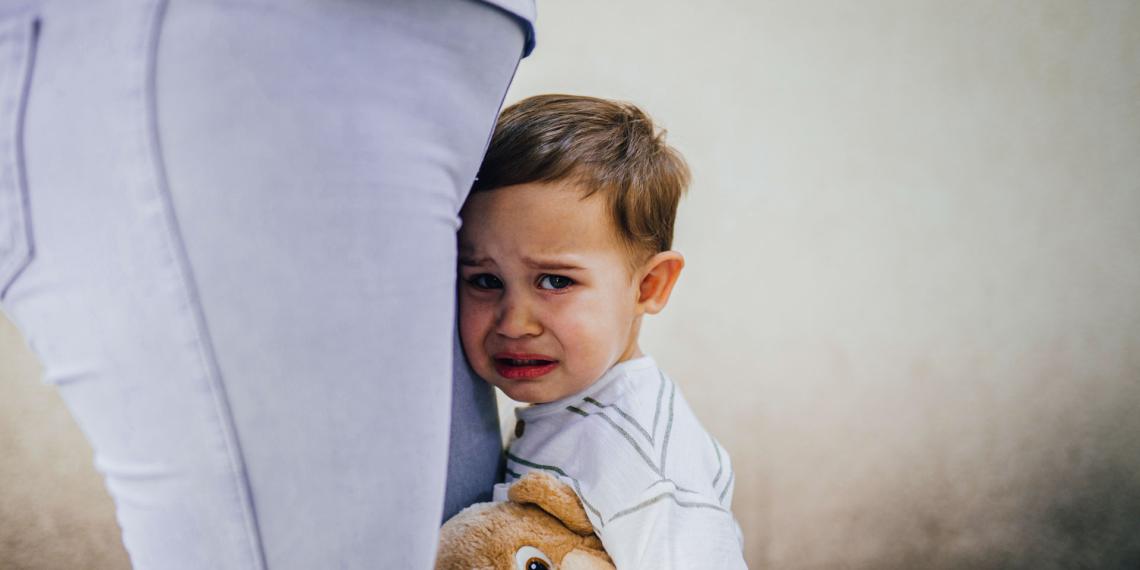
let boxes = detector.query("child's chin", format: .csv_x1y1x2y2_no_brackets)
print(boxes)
500,384,550,404
504,391,542,404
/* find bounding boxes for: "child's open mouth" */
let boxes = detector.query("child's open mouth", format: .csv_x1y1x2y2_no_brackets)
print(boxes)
493,354,559,380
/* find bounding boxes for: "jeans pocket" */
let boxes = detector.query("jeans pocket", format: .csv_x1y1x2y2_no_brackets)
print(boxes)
0,11,37,300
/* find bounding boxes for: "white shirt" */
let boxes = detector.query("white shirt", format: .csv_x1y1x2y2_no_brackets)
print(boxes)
497,356,747,569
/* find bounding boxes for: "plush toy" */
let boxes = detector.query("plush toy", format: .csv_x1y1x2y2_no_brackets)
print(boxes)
436,471,615,570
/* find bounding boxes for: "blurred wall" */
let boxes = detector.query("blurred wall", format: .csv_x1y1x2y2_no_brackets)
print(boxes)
0,316,130,568
2,1,1139,568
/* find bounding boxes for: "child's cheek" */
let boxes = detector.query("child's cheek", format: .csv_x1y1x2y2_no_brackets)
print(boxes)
457,299,491,356
559,302,610,371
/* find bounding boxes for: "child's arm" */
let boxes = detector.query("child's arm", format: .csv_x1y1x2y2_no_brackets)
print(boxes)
595,489,748,570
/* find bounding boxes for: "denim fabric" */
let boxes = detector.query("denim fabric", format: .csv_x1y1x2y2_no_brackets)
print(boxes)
0,0,524,567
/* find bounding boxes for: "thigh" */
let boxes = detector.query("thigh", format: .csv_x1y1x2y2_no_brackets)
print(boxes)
156,1,523,566
5,0,523,568
8,2,267,568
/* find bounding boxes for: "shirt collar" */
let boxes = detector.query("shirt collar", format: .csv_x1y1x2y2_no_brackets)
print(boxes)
515,355,657,421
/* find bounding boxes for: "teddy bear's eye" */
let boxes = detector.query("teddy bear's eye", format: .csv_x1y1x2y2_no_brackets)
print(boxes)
514,546,552,570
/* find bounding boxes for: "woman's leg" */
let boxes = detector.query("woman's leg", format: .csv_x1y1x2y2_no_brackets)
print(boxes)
3,0,523,567
443,328,507,522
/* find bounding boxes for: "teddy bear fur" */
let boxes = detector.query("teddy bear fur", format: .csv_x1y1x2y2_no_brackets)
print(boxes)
436,471,614,570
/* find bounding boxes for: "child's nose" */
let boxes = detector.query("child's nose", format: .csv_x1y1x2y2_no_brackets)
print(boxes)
495,295,542,338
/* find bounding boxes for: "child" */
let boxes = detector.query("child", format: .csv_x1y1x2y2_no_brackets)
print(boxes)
457,94,747,569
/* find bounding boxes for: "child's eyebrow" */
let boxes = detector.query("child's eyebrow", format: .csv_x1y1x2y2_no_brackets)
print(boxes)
522,256,585,271
458,255,490,266
458,255,585,270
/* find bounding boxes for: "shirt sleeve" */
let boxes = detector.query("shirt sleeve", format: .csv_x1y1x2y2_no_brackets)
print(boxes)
595,488,748,570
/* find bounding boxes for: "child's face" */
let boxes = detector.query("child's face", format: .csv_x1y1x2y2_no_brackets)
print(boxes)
458,181,643,404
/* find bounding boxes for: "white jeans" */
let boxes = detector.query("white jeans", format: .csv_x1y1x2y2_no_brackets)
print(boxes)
0,0,525,567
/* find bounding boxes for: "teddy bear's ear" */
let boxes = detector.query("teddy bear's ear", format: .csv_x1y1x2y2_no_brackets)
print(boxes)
508,472,595,535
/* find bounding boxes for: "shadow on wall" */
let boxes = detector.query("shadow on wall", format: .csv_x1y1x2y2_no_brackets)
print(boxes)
864,440,1140,570
744,341,1140,570
854,406,1140,570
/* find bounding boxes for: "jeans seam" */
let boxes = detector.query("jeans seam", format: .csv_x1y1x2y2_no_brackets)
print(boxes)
142,1,267,567
0,14,36,300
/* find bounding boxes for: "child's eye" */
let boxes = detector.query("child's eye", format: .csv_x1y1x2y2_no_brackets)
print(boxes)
468,274,504,290
537,275,573,290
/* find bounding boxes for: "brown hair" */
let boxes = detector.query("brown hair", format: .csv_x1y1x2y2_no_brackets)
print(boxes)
472,94,691,263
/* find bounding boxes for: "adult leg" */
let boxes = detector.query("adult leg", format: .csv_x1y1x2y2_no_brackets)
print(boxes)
4,0,523,567
443,328,506,522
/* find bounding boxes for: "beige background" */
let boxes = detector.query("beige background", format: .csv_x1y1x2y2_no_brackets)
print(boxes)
3,1,1139,568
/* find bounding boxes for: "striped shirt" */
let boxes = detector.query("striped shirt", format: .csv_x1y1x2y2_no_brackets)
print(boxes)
496,356,747,569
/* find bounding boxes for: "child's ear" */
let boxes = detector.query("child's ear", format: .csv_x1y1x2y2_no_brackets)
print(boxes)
636,251,684,315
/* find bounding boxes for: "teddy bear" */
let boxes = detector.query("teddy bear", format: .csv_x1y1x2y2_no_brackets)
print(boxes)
436,471,615,570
